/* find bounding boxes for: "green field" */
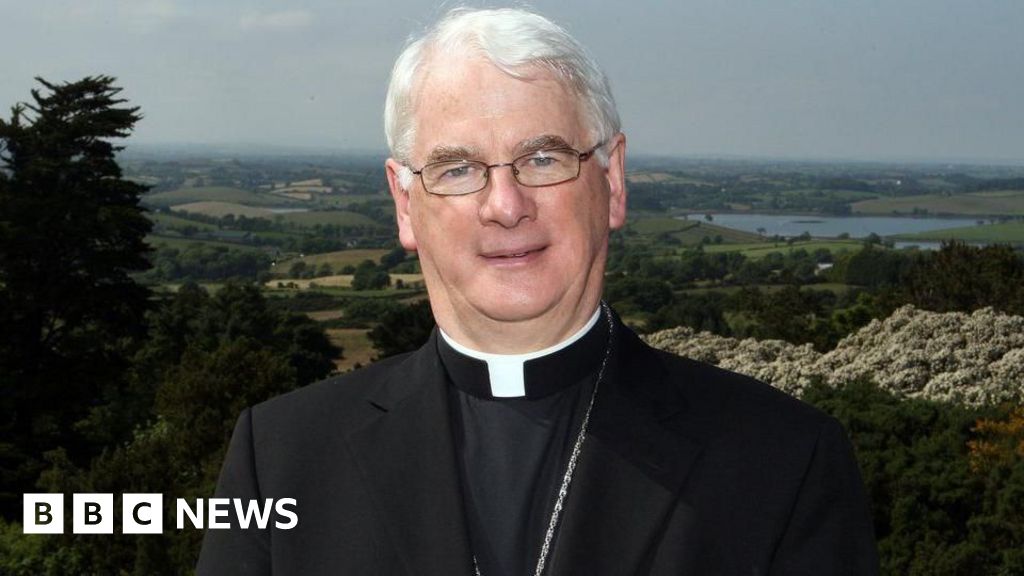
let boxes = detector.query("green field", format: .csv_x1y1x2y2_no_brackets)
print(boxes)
701,239,862,259
679,282,854,296
852,190,1024,216
629,217,698,235
315,194,391,208
277,210,384,227
629,218,762,245
626,172,712,186
161,204,385,227
891,221,1024,244
672,222,763,244
152,282,228,293
325,328,376,372
247,230,300,242
145,234,269,253
265,272,424,290
266,285,420,299
285,249,392,269
144,186,297,207
171,201,277,218
147,212,218,230
774,188,878,202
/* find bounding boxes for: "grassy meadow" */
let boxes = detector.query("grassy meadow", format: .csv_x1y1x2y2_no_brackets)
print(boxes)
325,328,376,372
145,186,296,207
285,249,392,268
702,239,862,259
892,221,1024,244
170,201,277,218
628,217,763,244
276,210,383,227
148,211,219,230
145,233,268,252
852,190,1024,216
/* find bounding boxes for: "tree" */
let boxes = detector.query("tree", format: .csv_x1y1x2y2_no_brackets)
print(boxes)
804,382,1024,575
368,300,435,358
379,246,407,269
831,244,915,289
901,242,1024,315
647,292,731,335
0,77,151,515
352,259,390,290
0,283,340,573
288,260,308,278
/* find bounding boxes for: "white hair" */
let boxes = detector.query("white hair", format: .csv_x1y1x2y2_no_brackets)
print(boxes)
384,7,621,189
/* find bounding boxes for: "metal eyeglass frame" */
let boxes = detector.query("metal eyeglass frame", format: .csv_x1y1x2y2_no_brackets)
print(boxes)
409,140,606,196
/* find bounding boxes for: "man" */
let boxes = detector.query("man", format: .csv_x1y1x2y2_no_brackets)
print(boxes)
199,8,878,575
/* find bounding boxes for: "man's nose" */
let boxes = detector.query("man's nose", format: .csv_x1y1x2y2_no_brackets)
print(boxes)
478,164,536,228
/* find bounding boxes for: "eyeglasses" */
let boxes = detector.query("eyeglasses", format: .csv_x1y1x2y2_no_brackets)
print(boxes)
409,141,605,196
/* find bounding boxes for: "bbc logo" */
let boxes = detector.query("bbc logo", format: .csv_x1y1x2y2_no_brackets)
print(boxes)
23,493,163,534
24,494,298,533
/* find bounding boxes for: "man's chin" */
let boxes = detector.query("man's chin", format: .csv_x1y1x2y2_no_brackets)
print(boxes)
469,291,557,324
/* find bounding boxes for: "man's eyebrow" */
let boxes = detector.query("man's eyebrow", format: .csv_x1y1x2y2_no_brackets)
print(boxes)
514,134,574,155
425,145,479,164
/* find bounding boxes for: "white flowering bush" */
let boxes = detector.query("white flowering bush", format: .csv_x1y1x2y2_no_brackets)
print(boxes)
643,305,1024,407
644,328,822,396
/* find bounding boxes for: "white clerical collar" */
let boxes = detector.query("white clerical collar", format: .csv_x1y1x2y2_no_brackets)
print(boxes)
438,308,602,398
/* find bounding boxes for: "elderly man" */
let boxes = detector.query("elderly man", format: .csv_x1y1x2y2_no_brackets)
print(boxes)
199,8,878,576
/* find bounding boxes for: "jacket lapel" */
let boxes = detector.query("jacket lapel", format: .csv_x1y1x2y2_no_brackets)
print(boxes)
346,334,474,576
344,322,705,576
547,325,705,575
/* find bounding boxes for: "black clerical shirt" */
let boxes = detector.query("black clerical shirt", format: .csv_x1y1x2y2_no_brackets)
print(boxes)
437,311,610,576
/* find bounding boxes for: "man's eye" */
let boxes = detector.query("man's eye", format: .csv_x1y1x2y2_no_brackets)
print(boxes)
439,164,475,179
524,153,561,169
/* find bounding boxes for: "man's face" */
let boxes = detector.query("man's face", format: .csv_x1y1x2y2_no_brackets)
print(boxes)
386,57,626,346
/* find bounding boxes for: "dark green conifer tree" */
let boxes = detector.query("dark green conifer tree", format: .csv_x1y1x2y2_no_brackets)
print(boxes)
0,77,152,516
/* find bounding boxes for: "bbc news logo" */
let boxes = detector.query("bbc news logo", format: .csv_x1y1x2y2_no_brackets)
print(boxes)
23,494,297,534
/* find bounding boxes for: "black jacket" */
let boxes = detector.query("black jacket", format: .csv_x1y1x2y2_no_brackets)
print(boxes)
198,320,879,575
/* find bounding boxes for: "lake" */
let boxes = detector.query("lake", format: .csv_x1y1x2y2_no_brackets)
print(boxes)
681,213,977,239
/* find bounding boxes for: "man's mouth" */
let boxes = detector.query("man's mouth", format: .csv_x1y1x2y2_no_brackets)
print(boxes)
481,246,546,260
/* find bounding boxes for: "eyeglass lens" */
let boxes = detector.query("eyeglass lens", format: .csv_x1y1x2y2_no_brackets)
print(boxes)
421,148,582,196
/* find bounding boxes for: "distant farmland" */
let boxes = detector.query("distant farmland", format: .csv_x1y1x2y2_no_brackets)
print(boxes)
285,249,393,269
264,273,423,289
171,201,276,218
277,211,383,227
148,212,219,231
702,239,863,259
145,234,267,252
145,186,298,207
892,221,1024,244
628,217,763,244
852,190,1024,216
165,202,384,228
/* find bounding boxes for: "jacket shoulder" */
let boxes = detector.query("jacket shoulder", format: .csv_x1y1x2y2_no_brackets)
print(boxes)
249,350,412,436
636,335,832,437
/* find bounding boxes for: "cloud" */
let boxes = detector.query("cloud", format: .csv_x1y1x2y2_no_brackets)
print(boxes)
122,0,182,31
34,0,182,31
239,9,313,31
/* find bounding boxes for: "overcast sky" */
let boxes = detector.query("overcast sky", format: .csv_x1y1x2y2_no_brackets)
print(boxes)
3,0,1022,163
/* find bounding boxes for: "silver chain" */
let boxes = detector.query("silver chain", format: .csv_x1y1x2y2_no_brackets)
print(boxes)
474,302,614,576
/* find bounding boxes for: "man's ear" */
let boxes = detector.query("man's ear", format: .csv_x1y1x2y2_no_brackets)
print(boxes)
385,158,418,252
605,133,627,230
